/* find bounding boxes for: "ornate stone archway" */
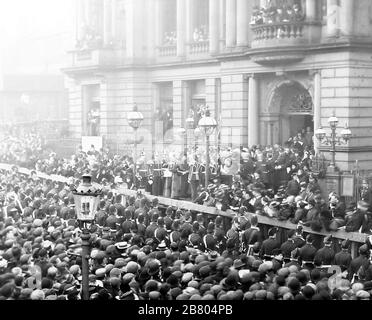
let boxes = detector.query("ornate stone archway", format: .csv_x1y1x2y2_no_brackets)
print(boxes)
266,80,314,144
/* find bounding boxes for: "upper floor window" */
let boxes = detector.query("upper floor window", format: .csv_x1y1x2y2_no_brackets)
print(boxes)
193,0,209,42
162,0,177,45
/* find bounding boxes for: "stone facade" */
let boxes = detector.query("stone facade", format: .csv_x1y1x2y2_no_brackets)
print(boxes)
64,0,372,171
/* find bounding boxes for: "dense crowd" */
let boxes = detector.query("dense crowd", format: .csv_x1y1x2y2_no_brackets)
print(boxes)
1,127,372,300
250,2,305,25
1,165,372,301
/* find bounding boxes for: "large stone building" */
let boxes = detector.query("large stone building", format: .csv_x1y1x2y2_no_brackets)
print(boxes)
64,0,372,170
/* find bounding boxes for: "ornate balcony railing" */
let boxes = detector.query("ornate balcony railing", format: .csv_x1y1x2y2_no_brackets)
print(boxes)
189,41,210,55
157,45,177,57
251,22,305,43
249,21,322,64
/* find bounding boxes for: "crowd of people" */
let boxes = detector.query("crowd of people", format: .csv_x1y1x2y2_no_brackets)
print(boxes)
1,127,372,300
193,25,209,42
250,2,305,25
163,31,177,46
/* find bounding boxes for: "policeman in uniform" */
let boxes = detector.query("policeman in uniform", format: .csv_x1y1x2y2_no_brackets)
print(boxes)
169,220,181,245
293,223,306,248
335,239,352,271
284,248,302,269
241,215,262,254
314,235,335,268
259,227,280,261
203,222,217,252
349,244,370,282
280,229,298,263
188,222,202,249
299,234,317,270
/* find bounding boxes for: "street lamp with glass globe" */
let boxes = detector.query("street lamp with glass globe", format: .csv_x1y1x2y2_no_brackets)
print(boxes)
315,112,352,172
127,104,144,183
71,173,102,300
198,107,217,189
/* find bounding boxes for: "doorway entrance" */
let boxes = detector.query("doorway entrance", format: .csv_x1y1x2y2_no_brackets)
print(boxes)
275,82,313,144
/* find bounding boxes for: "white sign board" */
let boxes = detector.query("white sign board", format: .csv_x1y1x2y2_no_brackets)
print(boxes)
81,136,103,153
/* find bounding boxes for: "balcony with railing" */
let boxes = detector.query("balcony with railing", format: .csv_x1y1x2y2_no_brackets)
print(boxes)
250,21,321,48
157,45,177,57
188,40,210,55
249,3,322,60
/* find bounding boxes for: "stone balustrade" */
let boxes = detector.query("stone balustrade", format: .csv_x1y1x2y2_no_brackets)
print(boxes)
251,22,305,42
157,45,177,57
188,41,210,55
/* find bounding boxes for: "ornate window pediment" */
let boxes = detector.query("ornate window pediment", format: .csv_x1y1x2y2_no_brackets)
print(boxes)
288,92,313,113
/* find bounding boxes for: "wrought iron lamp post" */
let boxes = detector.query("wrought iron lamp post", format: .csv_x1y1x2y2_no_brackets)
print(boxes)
72,173,102,300
315,114,352,172
127,104,144,183
198,108,217,189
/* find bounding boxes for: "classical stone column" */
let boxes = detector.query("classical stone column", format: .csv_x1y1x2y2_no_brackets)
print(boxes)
327,0,340,37
186,0,195,43
155,0,164,47
248,75,259,146
340,0,354,37
313,71,321,154
236,0,250,47
103,0,112,46
76,0,86,42
226,0,237,48
147,0,156,58
177,0,186,56
305,0,317,21
209,0,220,54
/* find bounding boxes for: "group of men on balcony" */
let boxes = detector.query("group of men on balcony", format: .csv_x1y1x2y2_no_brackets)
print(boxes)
250,2,305,25
193,25,209,42
163,31,178,46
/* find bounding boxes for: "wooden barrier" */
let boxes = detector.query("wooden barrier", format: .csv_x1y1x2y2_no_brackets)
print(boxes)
0,163,368,258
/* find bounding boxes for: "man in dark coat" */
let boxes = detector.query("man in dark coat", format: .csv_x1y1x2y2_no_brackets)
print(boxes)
314,235,335,266
348,244,370,282
259,227,280,260
299,234,317,270
280,229,298,263
241,215,263,254
286,174,300,196
344,201,368,232
334,239,352,271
